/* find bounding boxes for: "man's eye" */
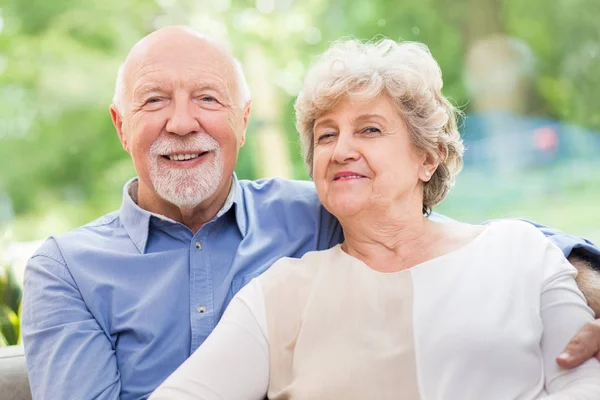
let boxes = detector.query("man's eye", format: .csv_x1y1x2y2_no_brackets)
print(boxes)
201,96,217,102
146,98,162,104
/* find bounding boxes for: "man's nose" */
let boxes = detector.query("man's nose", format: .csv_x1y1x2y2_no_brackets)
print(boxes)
331,133,360,163
166,98,201,136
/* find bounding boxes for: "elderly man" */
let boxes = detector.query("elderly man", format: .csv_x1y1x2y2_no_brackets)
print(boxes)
21,26,600,400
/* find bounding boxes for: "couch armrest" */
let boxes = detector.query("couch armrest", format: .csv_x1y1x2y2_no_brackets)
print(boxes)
0,345,32,400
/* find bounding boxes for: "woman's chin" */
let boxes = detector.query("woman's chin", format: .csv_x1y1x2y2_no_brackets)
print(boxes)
325,197,367,219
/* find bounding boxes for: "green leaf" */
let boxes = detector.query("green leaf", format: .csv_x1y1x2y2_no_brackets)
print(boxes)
2,265,23,315
0,331,8,348
0,304,19,346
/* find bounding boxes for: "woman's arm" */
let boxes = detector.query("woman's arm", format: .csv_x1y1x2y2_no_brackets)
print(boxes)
540,245,600,398
149,279,269,400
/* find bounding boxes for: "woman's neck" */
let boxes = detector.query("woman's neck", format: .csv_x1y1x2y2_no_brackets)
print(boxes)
339,206,438,272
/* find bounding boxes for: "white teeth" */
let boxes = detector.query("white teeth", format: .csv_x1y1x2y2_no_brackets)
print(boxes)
339,175,362,179
168,153,201,161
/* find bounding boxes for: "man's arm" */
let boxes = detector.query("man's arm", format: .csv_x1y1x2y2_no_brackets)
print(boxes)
571,256,600,317
555,255,600,369
21,238,121,399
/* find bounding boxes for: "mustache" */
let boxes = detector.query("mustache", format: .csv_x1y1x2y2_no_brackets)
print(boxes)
150,133,219,155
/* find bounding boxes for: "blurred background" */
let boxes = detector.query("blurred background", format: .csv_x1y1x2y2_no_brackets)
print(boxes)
0,0,599,344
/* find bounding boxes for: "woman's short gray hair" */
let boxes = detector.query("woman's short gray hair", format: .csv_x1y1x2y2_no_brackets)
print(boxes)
295,38,464,214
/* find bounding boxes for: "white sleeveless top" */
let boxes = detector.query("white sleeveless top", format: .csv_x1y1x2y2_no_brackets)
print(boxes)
150,220,600,400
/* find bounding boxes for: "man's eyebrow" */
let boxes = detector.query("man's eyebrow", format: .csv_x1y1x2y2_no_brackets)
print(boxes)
132,82,232,102
190,82,229,95
133,85,169,100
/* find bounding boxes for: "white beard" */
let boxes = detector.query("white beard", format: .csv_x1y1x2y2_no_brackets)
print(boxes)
148,133,224,208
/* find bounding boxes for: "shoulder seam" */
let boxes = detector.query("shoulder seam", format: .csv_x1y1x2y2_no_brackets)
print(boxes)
29,253,67,268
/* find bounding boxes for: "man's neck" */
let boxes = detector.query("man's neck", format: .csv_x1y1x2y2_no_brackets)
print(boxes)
135,177,234,233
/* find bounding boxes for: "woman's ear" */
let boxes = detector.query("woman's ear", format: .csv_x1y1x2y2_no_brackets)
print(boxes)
420,146,442,182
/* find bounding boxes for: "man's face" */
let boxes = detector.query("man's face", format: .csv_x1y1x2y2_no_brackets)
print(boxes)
112,34,249,209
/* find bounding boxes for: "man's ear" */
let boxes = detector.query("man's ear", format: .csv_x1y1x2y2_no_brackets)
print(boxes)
239,100,252,147
110,104,130,153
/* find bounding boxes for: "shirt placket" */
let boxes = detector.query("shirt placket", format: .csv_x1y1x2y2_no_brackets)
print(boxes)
189,228,215,353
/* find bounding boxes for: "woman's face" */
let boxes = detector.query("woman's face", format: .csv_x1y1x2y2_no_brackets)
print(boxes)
312,95,431,219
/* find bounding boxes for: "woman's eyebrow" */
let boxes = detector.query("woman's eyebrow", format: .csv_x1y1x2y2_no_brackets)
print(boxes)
353,113,387,123
314,118,336,131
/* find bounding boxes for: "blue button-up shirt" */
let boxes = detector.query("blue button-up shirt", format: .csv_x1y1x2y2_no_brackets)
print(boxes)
21,175,600,400
22,176,342,400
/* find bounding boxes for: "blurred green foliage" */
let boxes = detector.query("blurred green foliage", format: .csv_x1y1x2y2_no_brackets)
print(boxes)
0,263,22,346
0,0,599,243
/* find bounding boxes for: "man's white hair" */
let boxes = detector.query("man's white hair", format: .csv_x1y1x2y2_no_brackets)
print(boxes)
112,29,251,114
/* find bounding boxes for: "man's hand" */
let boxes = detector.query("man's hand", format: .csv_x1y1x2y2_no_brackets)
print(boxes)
557,256,600,368
557,320,600,368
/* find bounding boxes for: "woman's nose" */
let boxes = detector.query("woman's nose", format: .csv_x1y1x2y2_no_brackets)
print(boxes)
331,134,360,163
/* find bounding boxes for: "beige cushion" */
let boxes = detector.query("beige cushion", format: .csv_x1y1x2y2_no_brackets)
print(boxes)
0,345,32,400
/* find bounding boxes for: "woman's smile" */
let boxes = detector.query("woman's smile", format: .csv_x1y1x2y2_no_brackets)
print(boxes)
332,170,367,181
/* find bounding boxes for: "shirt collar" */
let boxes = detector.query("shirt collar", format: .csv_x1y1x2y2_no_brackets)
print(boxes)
231,173,248,237
119,175,246,253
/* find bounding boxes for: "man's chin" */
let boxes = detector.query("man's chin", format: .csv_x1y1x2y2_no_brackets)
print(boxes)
149,161,224,208
160,191,208,209
153,177,219,208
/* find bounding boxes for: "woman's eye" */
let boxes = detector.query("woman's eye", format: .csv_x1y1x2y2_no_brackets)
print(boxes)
317,133,335,143
362,126,382,134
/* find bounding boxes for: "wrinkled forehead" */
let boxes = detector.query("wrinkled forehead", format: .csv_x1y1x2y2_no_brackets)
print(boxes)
313,87,393,123
124,38,238,101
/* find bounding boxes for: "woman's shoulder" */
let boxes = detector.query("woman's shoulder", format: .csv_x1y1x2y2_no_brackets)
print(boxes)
466,219,563,269
256,248,343,333
258,247,341,294
446,218,542,236
481,219,550,245
439,221,486,243
437,219,553,262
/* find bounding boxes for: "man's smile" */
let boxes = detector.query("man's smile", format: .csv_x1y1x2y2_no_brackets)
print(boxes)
159,151,212,167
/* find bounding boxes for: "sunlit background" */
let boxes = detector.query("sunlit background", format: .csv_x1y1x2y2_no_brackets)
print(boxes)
1,0,599,293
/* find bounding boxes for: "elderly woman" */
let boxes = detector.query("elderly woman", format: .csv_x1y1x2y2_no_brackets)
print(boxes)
151,39,600,399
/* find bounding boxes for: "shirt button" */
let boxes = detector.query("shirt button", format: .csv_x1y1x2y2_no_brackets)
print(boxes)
195,242,203,250
197,305,207,313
